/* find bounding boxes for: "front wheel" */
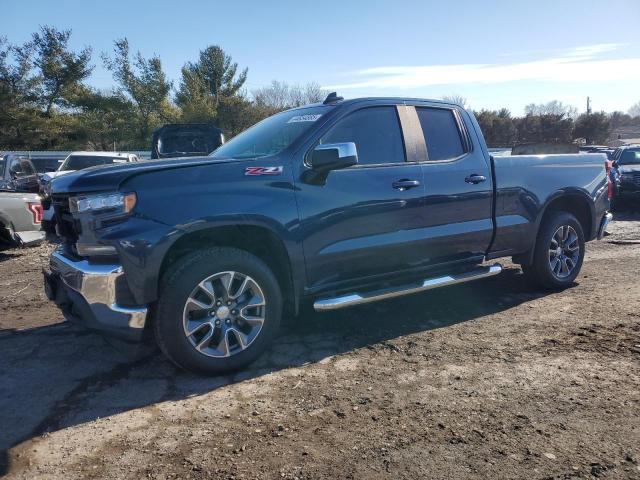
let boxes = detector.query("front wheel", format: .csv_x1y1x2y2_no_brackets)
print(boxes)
522,212,585,290
154,247,282,374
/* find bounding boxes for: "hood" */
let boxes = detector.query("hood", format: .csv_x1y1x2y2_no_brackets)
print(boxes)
43,170,75,181
50,156,237,194
619,165,640,174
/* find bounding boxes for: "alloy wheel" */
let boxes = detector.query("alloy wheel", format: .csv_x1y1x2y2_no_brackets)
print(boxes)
182,271,266,358
548,225,580,279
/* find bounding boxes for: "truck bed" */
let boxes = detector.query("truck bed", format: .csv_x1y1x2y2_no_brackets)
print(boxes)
490,153,609,256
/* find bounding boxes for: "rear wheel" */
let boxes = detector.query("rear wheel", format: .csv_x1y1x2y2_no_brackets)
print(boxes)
154,247,282,374
522,212,585,290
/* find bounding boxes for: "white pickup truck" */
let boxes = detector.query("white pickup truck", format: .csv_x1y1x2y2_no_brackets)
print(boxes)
40,151,139,233
0,191,44,246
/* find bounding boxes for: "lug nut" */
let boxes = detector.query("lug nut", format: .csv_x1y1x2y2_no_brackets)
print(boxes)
227,301,232,306
231,309,238,315
216,300,221,306
215,319,221,326
225,319,231,325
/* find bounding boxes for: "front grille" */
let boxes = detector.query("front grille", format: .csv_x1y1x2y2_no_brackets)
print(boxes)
52,194,81,244
633,172,640,187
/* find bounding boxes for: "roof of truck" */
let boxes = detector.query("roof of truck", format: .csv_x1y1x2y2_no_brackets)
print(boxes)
310,97,461,108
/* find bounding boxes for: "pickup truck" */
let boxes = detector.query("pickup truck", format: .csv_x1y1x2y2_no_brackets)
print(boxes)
0,153,40,193
151,123,224,159
610,145,640,204
43,95,612,374
0,191,44,246
40,151,140,233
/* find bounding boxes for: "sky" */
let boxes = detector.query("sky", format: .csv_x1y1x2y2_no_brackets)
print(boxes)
3,0,640,115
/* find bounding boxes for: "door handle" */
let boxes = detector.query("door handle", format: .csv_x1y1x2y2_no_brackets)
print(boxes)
465,174,487,184
392,179,421,190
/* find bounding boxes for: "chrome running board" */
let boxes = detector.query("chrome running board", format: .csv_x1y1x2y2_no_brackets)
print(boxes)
313,264,503,311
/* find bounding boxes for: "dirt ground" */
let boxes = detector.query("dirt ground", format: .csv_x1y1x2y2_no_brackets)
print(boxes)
1,210,639,480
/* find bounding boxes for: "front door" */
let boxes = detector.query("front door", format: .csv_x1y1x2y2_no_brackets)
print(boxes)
294,105,427,294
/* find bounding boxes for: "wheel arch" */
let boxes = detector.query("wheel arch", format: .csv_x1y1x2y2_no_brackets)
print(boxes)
158,223,299,315
514,189,594,266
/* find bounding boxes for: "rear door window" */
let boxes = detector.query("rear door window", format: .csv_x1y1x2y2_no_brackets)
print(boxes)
20,160,36,175
416,107,466,161
9,157,24,175
319,106,405,166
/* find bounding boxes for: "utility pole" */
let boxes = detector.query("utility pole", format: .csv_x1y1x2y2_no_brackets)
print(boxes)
586,96,592,115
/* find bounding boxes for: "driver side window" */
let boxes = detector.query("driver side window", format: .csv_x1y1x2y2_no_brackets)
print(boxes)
319,107,405,166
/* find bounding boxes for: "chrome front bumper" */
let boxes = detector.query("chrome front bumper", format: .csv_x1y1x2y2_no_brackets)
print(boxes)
44,248,148,339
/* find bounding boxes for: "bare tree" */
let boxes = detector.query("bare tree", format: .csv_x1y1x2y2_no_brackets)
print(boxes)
442,94,468,109
253,81,327,110
628,101,640,118
524,100,578,119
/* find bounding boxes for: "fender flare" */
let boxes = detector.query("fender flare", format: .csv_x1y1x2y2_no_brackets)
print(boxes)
518,188,596,265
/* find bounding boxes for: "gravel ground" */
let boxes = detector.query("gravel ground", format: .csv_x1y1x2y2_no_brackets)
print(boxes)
1,210,639,479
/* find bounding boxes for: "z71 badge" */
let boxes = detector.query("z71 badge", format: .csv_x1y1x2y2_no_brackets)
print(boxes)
245,166,283,176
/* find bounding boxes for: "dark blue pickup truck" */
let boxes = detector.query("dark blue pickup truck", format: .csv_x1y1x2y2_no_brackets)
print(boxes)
44,94,612,374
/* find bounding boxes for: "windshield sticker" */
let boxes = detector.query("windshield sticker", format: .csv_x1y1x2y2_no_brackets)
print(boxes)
286,114,322,123
245,166,283,176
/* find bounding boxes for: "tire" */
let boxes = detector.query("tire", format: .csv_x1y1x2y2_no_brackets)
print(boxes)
522,212,585,290
154,247,282,375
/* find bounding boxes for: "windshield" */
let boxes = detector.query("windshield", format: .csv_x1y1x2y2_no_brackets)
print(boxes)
210,106,331,159
619,150,640,165
60,155,126,171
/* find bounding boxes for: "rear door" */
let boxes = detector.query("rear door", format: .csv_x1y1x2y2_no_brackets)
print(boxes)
411,105,494,266
294,104,427,293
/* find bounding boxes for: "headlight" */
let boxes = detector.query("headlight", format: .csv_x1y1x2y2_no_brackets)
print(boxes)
69,192,136,214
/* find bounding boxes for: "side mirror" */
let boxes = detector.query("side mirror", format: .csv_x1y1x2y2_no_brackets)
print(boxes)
309,142,358,172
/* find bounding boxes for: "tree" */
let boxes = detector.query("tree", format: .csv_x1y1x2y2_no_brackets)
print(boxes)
475,108,517,147
442,94,469,109
31,26,93,116
515,113,574,145
215,95,273,137
524,100,578,119
574,112,611,145
103,38,176,144
175,66,216,122
252,80,326,110
74,88,138,150
609,111,633,129
179,45,247,109
629,101,640,118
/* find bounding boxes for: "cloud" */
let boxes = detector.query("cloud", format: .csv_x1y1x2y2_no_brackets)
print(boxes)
325,44,640,90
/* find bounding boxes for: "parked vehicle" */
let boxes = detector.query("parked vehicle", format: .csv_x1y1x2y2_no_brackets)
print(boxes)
43,95,612,374
512,143,579,155
0,154,40,193
151,123,224,159
580,145,615,160
0,191,44,246
610,145,640,204
40,152,139,233
29,156,64,173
